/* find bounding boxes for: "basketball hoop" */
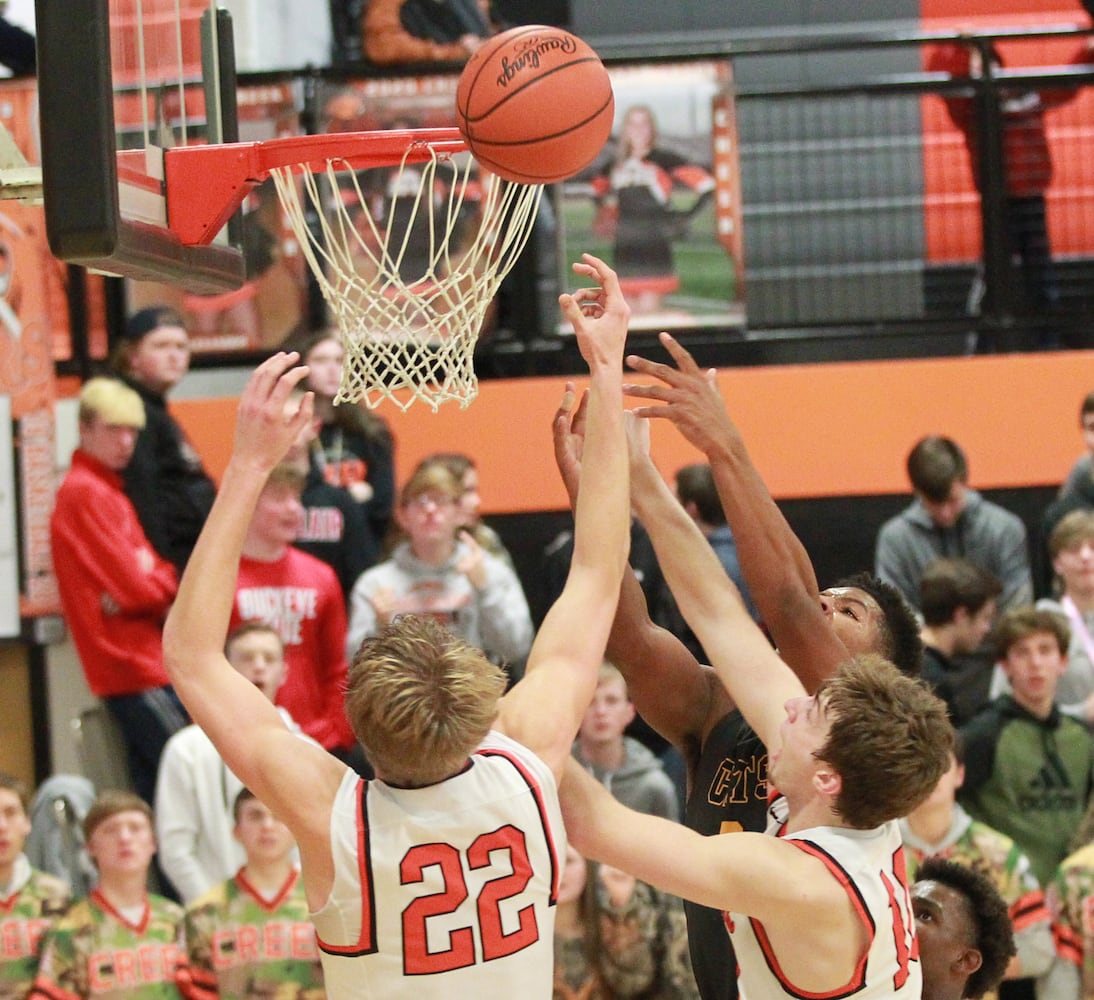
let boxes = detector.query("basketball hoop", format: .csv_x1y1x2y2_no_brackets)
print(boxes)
164,129,543,410
272,143,541,411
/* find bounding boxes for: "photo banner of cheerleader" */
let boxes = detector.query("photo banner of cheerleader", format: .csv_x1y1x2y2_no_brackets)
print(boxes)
558,60,745,333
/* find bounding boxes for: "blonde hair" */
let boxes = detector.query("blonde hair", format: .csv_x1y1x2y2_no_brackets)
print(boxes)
597,662,627,692
78,378,145,428
399,463,462,507
345,614,506,786
1049,509,1094,560
264,462,306,493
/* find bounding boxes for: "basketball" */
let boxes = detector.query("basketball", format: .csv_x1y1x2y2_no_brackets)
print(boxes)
456,25,614,186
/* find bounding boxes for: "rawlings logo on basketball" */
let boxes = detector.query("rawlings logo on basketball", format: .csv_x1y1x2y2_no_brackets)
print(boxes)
495,35,578,88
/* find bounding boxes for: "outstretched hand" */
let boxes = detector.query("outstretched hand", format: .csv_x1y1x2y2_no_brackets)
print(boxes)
624,332,734,455
232,352,314,474
551,381,588,505
559,253,629,372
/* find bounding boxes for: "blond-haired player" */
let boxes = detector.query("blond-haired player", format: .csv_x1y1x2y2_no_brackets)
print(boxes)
162,253,631,998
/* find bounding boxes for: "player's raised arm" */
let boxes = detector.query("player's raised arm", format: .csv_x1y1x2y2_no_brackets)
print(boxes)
552,388,718,756
497,254,630,781
625,332,849,691
161,355,344,839
625,414,802,751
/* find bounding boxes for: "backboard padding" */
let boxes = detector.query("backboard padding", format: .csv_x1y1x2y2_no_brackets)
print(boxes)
35,0,245,293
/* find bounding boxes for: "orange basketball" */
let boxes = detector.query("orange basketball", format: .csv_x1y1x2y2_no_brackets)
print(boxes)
456,25,614,185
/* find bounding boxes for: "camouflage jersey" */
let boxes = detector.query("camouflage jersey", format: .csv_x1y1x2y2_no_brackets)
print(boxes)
181,869,323,1000
900,804,1053,1000
1048,843,1094,997
0,856,71,1000
28,890,185,1000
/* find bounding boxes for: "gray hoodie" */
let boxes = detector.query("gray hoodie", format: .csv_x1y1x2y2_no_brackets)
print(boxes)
875,488,1031,611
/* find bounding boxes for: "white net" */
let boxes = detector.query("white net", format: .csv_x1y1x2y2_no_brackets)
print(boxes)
270,143,542,411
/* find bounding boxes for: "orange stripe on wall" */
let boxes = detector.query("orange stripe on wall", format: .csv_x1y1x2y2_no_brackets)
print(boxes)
172,350,1094,513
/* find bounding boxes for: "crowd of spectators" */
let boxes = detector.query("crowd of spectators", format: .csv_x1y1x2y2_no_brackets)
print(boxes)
25,297,1094,1000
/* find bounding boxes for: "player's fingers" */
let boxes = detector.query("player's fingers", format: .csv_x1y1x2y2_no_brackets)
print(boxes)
622,382,672,402
580,252,623,297
290,390,315,431
625,352,682,385
554,380,577,420
558,292,585,327
571,387,590,435
629,403,676,421
658,331,703,374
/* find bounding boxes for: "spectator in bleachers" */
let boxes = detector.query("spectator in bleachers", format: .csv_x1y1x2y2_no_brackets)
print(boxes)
155,623,320,904
0,772,71,1000
572,664,678,822
900,742,1054,999
959,607,1091,888
927,38,1090,340
1042,788,1094,1000
50,378,186,805
230,463,356,757
875,435,1032,612
180,789,324,1000
290,330,396,549
346,461,533,679
362,0,499,65
1043,390,1094,578
918,558,1001,726
997,510,1094,728
112,307,216,573
29,792,187,1000
416,452,513,567
552,844,698,1000
281,388,378,603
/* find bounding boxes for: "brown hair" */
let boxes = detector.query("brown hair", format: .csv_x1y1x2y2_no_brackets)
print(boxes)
919,558,1002,626
345,614,506,786
906,436,967,501
83,790,153,841
991,607,1070,661
225,621,283,659
0,771,28,812
814,655,953,829
233,787,258,823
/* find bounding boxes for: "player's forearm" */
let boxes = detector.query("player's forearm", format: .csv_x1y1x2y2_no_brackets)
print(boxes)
631,463,741,631
632,463,797,741
569,365,629,599
706,432,820,615
163,459,265,694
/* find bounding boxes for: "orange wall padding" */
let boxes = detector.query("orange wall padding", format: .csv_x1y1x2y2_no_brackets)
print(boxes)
171,350,1094,513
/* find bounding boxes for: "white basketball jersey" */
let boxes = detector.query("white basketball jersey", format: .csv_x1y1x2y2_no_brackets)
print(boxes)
726,817,921,1000
311,730,564,998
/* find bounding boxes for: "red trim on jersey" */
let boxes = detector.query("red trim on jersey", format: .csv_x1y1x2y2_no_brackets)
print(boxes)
746,839,874,999
90,888,150,935
235,867,299,913
1009,888,1051,934
475,746,562,904
1054,922,1083,966
315,777,378,957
